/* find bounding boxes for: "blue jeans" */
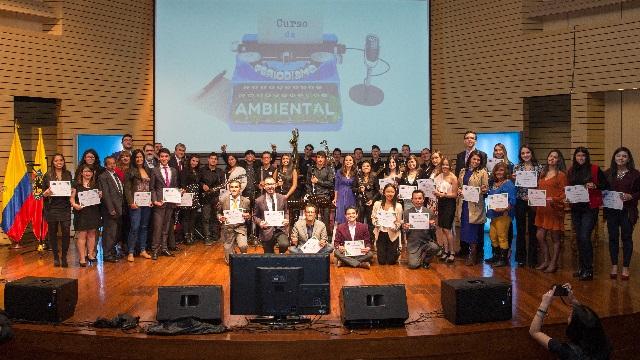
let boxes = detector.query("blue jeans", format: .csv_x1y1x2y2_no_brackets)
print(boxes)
571,207,598,272
605,208,634,267
128,206,151,254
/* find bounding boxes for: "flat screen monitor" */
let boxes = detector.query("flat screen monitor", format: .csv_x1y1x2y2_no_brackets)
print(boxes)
230,253,330,320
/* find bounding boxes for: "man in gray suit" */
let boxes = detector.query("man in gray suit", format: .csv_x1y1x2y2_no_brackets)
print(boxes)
253,177,289,253
402,190,440,269
289,204,333,254
217,180,251,264
98,156,124,262
150,148,180,260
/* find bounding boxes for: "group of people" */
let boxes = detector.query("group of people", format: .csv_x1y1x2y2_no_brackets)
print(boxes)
41,132,639,281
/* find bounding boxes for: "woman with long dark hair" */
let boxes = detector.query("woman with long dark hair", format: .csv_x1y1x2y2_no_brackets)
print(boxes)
275,153,298,199
513,145,544,267
124,149,152,261
225,154,247,193
333,154,357,226
70,163,102,266
567,147,609,281
456,150,489,266
180,154,201,245
530,283,611,359
75,148,103,179
398,155,426,210
41,154,73,267
372,183,403,264
534,149,567,273
604,147,640,280
353,160,379,231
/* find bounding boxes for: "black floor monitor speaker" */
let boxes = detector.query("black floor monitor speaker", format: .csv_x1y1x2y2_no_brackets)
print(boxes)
4,277,78,323
340,285,409,328
441,277,512,325
157,285,223,323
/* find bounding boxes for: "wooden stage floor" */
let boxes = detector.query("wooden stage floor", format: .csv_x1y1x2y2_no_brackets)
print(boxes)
0,236,639,359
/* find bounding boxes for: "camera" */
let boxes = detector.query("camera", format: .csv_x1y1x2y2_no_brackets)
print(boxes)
552,284,569,297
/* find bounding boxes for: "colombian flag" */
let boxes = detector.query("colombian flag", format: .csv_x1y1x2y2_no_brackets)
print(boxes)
31,128,48,241
1,129,33,242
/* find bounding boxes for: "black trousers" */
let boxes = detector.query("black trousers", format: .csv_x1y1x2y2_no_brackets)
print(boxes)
515,199,538,266
376,232,399,265
101,213,122,259
48,220,70,259
201,202,220,241
152,206,174,252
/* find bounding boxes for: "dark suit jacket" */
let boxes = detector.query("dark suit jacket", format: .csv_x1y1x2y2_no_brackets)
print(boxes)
253,192,288,242
150,165,179,208
168,155,185,175
455,149,488,176
403,206,434,253
334,222,371,248
98,170,124,216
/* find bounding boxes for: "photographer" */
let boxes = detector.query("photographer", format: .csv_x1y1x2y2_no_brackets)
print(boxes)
529,283,611,359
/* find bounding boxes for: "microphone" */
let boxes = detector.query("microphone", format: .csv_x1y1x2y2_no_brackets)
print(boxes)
349,34,384,106
365,34,379,65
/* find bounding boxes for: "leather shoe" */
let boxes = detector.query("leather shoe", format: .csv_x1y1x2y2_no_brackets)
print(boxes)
359,262,371,269
151,252,158,260
573,270,583,278
103,257,118,263
161,250,175,257
579,271,593,281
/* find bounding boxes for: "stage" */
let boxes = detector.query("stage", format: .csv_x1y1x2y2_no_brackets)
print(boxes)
1,237,639,359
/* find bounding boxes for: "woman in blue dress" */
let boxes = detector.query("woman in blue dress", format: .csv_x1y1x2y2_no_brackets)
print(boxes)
333,154,357,226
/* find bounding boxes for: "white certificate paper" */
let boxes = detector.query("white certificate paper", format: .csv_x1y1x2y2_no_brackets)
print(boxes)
487,193,509,210
77,189,100,207
417,178,436,199
223,209,244,225
300,237,321,254
179,192,194,207
50,181,71,196
515,171,538,188
527,189,547,207
378,177,394,190
376,210,396,228
408,212,430,229
162,188,182,203
487,158,504,172
344,240,365,257
462,185,480,203
264,210,285,226
134,192,151,207
565,185,590,203
398,185,417,200
602,191,623,210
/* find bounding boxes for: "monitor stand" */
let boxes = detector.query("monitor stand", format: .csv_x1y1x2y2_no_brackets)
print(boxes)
249,315,311,326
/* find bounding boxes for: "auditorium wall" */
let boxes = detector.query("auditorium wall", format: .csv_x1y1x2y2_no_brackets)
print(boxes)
0,0,154,185
430,0,640,239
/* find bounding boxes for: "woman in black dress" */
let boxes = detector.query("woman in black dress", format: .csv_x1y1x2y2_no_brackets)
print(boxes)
180,154,201,245
70,163,102,266
353,160,379,232
41,154,73,267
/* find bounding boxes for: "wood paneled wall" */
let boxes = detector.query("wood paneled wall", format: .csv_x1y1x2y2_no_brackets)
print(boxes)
0,0,153,186
430,0,640,163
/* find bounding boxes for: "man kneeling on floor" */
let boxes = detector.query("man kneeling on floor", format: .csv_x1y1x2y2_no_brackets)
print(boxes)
334,206,373,269
289,203,333,254
402,189,440,269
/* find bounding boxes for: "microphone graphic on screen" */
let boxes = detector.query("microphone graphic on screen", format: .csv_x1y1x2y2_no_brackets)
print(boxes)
350,34,384,106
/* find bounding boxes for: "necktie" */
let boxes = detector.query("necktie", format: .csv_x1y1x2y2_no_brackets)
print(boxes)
163,166,170,187
232,197,238,210
112,172,122,193
269,194,275,211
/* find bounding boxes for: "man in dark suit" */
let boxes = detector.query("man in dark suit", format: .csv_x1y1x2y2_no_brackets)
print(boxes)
199,152,225,245
143,143,158,169
455,130,488,176
253,177,289,253
402,190,440,269
289,204,333,254
98,156,124,262
334,206,373,269
166,143,186,250
454,130,488,258
150,148,179,260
